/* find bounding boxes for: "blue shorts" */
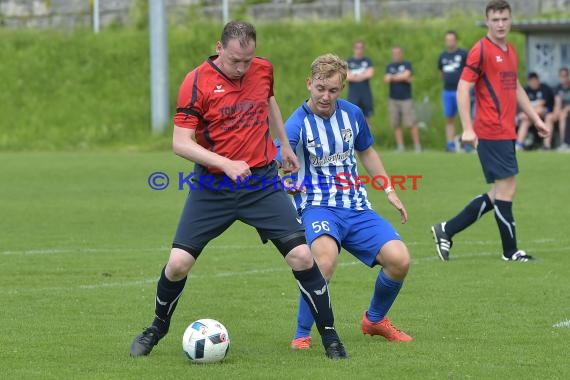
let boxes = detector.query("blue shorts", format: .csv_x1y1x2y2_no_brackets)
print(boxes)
477,139,519,183
301,206,401,267
442,90,458,118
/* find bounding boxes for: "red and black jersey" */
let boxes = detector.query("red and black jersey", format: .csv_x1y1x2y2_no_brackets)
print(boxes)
462,37,518,140
174,56,277,173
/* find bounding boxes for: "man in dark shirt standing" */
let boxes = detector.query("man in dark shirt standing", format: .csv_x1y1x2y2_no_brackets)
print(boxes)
385,46,422,152
347,40,375,128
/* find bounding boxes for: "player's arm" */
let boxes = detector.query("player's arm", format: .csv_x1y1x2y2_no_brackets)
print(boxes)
172,126,251,181
268,96,299,173
357,147,408,224
516,80,550,138
457,79,477,145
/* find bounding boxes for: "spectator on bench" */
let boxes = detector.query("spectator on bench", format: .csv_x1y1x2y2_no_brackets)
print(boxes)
545,67,570,152
515,72,554,151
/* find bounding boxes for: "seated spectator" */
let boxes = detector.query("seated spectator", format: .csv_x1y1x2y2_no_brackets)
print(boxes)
515,72,554,150
545,67,570,152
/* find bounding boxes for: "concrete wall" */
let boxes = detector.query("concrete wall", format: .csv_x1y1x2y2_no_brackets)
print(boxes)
1,0,568,29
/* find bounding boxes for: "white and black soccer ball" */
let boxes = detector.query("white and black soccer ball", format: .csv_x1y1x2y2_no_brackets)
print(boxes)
182,319,230,363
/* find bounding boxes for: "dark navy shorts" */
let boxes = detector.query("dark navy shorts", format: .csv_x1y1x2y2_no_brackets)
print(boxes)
172,162,304,256
477,139,519,183
348,94,374,117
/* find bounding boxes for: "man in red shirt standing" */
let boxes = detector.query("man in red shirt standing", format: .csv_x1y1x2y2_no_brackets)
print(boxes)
431,0,549,262
130,21,347,359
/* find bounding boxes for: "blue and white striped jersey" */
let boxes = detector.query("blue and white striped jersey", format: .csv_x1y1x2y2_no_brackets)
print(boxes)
276,99,374,213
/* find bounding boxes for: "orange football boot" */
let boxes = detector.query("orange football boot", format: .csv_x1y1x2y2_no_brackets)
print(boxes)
361,312,413,342
290,336,312,350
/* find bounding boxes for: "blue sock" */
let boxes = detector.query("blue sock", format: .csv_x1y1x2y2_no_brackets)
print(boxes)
367,270,403,323
445,193,493,237
294,293,314,339
446,141,455,152
494,200,518,257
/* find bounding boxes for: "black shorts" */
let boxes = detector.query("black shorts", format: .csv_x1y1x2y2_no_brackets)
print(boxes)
477,139,519,183
172,162,304,256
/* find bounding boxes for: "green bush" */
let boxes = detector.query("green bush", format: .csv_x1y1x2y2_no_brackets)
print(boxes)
0,17,525,151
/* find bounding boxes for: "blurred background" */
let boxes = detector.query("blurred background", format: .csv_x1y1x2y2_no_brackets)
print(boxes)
1,0,569,151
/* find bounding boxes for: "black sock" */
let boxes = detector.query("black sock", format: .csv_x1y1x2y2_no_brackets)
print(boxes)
445,193,494,237
292,262,339,347
152,266,187,334
494,200,518,257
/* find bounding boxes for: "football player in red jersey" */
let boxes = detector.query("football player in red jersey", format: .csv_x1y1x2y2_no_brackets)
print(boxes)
130,21,347,360
431,0,550,262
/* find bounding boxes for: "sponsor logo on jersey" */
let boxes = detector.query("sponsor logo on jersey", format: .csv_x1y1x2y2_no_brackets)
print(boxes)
309,150,351,166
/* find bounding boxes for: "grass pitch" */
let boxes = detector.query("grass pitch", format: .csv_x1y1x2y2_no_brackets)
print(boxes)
1,151,568,379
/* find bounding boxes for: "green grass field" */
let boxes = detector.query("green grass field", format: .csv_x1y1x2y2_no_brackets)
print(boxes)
1,151,568,379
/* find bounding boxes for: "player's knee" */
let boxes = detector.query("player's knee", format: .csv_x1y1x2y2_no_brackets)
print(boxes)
272,231,307,258
396,249,411,277
286,245,314,271
378,241,410,279
495,178,517,200
166,247,197,280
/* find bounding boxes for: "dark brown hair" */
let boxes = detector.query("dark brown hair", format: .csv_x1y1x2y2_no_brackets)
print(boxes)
485,0,511,16
220,21,256,48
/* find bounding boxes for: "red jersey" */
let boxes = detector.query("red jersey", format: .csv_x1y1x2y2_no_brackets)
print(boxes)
461,37,518,140
173,56,277,173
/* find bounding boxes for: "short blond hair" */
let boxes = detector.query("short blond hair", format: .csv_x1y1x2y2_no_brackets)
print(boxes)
310,54,348,82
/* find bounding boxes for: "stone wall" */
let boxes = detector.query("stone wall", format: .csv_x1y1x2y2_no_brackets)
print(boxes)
1,0,568,29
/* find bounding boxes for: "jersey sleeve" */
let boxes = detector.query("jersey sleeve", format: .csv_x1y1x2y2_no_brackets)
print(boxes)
354,110,374,151
173,70,203,129
406,61,413,73
437,53,443,71
461,42,483,83
366,57,374,67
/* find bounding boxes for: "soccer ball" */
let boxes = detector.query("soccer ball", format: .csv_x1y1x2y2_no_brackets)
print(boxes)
182,319,230,363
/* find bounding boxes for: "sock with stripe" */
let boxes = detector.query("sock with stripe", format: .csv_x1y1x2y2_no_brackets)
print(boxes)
152,266,187,334
445,193,493,237
366,270,403,323
493,199,518,257
292,262,338,347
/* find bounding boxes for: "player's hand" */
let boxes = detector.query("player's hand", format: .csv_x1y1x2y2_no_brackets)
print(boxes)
279,145,300,173
461,130,478,148
387,191,408,224
222,159,251,182
534,119,550,139
278,171,305,195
